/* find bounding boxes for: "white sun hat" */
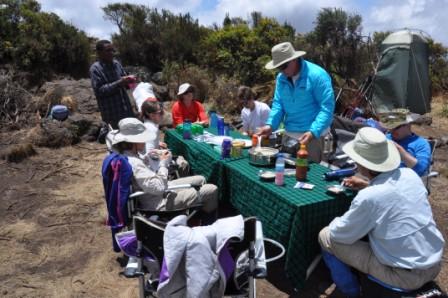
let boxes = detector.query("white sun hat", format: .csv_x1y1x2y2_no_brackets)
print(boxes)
265,42,306,70
132,82,157,112
342,127,400,172
177,83,194,96
109,118,155,145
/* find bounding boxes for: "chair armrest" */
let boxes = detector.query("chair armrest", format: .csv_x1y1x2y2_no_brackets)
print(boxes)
129,191,145,199
167,184,192,191
428,171,439,178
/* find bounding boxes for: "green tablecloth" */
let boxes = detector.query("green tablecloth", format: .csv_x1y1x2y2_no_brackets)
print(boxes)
164,128,353,290
164,129,249,200
225,159,353,289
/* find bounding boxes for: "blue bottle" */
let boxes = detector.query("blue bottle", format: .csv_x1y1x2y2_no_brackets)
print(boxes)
209,111,218,129
217,116,225,136
323,168,356,181
224,123,231,136
183,119,192,139
221,138,232,159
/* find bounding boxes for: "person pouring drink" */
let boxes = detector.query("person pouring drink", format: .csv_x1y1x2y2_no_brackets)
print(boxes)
257,42,335,162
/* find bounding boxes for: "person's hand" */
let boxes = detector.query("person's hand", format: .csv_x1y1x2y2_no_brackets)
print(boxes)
298,131,314,145
256,125,272,137
159,141,167,149
342,176,369,190
393,141,406,156
120,75,136,87
159,150,171,161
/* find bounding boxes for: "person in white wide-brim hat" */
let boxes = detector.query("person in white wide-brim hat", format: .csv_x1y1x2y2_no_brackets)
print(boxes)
171,83,209,128
108,117,218,214
258,42,335,163
318,127,444,296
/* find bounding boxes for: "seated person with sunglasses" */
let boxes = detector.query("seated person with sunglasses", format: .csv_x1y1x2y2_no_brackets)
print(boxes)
89,40,136,129
258,42,334,162
237,86,271,136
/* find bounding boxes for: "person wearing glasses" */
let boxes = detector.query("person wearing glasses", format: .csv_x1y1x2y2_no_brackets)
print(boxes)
171,83,209,128
237,86,271,136
89,40,136,129
258,42,335,162
380,110,431,176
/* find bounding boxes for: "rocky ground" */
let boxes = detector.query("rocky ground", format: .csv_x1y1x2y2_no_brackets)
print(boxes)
0,80,446,297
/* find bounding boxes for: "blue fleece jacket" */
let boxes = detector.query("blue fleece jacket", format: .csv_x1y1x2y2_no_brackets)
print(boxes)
386,133,431,176
266,59,335,137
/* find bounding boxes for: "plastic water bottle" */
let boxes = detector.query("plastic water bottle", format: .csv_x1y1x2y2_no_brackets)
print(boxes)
224,123,231,136
221,138,232,159
209,111,218,129
217,116,225,136
275,153,285,186
183,119,192,139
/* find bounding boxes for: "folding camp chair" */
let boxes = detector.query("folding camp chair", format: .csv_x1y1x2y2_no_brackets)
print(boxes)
129,215,284,298
101,152,203,277
423,139,439,193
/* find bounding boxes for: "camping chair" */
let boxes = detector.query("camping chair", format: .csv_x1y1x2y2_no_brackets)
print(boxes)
423,139,439,193
101,152,202,276
128,215,285,298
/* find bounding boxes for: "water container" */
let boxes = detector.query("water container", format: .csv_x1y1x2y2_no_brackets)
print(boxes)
224,123,231,136
217,116,225,136
183,119,192,139
275,153,285,186
209,111,218,129
221,138,232,159
323,168,356,181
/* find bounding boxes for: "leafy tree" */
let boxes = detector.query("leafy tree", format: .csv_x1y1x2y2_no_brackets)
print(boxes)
302,8,368,81
0,0,90,82
103,4,205,71
199,12,293,85
427,39,448,93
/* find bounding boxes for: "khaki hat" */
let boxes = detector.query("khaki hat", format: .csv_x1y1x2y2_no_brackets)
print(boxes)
342,127,400,172
378,109,421,130
177,83,194,96
265,42,306,70
108,118,154,145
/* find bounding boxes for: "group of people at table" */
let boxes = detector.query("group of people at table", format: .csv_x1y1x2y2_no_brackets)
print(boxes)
90,39,444,295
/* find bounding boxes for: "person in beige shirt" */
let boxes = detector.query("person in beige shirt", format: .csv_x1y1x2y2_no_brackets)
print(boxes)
108,117,217,213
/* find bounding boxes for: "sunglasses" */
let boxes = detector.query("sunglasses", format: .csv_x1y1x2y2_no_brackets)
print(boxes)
104,48,115,53
277,61,289,71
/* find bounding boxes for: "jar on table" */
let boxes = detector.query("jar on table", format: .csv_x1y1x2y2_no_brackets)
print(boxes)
231,141,245,158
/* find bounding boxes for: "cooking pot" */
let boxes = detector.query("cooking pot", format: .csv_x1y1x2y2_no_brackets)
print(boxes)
248,147,279,166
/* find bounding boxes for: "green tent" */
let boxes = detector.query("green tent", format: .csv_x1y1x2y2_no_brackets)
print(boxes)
371,30,431,114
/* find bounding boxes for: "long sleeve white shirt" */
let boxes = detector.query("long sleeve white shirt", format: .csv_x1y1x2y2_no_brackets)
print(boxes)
329,167,444,269
241,100,271,133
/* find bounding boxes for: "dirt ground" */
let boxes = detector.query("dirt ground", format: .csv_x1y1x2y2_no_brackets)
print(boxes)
0,97,447,297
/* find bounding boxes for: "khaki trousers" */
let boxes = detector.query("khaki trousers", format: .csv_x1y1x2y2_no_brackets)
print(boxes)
166,175,218,213
318,226,441,290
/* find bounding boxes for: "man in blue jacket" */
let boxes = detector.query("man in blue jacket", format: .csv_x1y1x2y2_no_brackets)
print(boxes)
379,110,431,176
259,42,335,162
